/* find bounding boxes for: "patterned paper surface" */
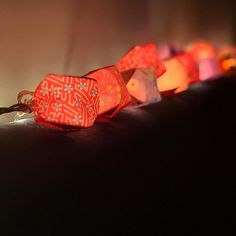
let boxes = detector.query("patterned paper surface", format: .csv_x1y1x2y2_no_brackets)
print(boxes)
117,43,166,78
34,74,99,127
85,66,131,117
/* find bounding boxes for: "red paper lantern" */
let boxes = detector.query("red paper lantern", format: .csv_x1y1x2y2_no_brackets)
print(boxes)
177,53,199,84
117,43,166,78
34,74,99,128
85,66,131,117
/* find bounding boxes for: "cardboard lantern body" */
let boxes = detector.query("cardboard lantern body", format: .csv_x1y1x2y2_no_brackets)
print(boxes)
85,66,131,117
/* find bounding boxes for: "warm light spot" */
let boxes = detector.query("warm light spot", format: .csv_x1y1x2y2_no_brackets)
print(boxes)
157,58,189,93
106,85,112,90
222,58,236,71
116,85,121,92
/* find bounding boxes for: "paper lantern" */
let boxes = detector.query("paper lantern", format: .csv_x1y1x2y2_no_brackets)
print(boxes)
121,68,161,106
85,66,131,117
117,43,166,78
218,47,236,73
177,53,199,84
34,74,99,128
221,58,236,72
157,53,199,95
187,41,221,81
199,58,221,81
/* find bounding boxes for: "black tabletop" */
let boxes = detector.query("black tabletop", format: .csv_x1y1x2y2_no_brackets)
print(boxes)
0,76,236,235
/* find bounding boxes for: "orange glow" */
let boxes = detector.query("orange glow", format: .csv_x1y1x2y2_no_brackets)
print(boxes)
218,47,236,73
157,53,199,94
221,58,236,72
157,57,189,94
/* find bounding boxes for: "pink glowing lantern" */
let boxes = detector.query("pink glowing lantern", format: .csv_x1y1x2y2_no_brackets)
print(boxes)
198,58,221,81
187,41,221,81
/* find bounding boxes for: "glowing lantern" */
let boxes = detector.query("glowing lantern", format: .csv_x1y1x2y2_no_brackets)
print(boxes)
157,53,199,95
177,53,199,84
121,68,161,106
34,74,99,128
218,47,236,73
221,58,236,72
198,59,221,81
187,41,221,81
117,43,166,78
85,66,131,117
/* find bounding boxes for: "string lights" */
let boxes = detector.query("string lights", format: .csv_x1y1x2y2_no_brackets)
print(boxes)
0,41,235,130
